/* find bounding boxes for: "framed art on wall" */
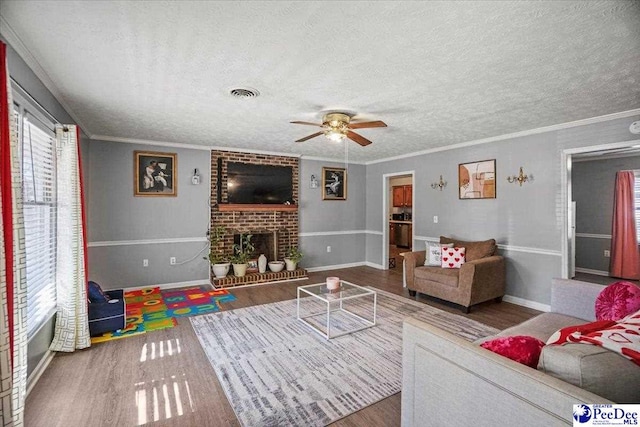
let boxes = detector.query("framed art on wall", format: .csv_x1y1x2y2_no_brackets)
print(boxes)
134,151,177,197
322,167,347,200
458,159,496,199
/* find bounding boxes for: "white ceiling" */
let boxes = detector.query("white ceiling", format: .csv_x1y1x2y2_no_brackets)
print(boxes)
2,1,639,162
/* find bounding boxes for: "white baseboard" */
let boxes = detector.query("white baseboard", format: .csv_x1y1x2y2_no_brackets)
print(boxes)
26,350,55,397
306,262,366,272
364,261,385,270
503,295,550,312
306,261,386,272
575,267,610,277
117,279,210,291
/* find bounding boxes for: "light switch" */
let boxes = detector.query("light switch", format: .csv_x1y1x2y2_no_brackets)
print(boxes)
433,216,438,223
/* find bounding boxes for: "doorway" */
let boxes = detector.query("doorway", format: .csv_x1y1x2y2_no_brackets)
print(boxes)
382,171,415,270
562,140,640,280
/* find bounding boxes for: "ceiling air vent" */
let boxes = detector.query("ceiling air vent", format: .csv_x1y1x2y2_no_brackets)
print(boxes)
229,87,260,98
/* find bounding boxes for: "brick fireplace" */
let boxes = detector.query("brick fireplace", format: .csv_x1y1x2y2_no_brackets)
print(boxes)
233,231,277,261
210,150,305,287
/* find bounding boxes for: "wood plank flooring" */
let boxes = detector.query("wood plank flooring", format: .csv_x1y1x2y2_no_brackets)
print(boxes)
25,266,540,427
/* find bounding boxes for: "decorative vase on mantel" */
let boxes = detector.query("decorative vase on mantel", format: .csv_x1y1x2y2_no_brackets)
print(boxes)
258,254,267,273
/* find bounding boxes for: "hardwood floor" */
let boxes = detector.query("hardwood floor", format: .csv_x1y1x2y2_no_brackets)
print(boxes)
25,266,540,427
574,271,639,286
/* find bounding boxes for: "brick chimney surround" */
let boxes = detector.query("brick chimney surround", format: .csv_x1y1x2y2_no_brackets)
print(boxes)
209,150,307,288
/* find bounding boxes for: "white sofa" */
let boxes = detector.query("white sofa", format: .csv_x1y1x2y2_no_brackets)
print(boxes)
401,278,640,426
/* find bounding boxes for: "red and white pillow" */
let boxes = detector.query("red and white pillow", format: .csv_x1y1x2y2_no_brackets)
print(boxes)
547,309,640,366
441,247,466,269
425,242,454,266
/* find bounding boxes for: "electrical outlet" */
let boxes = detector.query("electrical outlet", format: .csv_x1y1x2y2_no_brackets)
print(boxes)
604,250,610,258
327,246,331,253
143,259,149,267
170,257,176,265
433,216,438,223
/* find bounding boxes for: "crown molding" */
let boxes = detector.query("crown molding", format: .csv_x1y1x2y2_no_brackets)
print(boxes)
1,17,93,135
91,135,212,151
300,155,367,165
92,134,306,158
365,109,640,165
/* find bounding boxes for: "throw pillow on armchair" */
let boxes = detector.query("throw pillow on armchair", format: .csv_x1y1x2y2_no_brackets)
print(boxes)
425,242,454,266
441,247,466,269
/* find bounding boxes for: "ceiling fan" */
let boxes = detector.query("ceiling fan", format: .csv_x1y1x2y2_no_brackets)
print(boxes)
291,112,387,146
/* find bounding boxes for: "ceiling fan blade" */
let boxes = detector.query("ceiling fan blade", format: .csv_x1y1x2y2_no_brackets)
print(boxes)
290,121,322,127
346,130,373,146
348,120,387,129
295,132,324,142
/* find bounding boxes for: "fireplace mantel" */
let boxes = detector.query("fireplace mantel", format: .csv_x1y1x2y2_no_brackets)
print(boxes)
218,204,298,212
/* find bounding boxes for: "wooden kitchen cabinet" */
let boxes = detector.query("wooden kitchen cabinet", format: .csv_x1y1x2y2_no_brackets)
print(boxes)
389,223,395,244
392,185,413,207
404,185,412,207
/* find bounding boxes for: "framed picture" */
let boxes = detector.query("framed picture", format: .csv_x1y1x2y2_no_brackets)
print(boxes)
458,159,496,199
134,151,177,197
247,259,258,273
322,167,347,200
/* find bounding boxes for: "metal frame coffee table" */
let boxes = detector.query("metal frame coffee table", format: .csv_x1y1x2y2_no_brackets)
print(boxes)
297,280,377,339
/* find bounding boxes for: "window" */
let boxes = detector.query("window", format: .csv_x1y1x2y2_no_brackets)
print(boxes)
635,170,640,242
13,88,58,339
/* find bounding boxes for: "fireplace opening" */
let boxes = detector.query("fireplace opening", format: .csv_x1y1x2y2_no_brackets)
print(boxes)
234,231,277,262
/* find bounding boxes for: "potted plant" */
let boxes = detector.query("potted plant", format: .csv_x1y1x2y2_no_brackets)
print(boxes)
231,233,254,277
205,226,231,279
284,246,303,271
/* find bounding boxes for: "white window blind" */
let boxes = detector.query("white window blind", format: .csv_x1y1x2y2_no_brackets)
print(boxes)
635,171,640,242
14,96,58,339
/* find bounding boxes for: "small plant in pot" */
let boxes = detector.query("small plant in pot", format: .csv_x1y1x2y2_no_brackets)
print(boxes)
284,246,303,271
231,234,254,277
205,226,230,279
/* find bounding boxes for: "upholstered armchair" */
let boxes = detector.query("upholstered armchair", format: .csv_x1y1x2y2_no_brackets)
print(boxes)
404,237,506,313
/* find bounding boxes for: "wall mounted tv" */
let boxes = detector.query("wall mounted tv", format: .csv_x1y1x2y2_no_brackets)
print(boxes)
226,162,293,204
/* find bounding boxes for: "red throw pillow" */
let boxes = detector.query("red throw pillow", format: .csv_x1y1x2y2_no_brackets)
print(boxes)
595,281,640,321
480,335,545,368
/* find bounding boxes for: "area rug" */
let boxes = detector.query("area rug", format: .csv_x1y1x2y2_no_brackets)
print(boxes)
190,288,499,427
91,286,237,344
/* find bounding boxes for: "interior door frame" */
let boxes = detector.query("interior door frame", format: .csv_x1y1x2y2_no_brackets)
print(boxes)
561,139,640,278
382,170,415,269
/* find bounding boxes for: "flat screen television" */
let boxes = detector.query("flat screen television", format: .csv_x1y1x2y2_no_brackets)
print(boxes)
226,162,293,204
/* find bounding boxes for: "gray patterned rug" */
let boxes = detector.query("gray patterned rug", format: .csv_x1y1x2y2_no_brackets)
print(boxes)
190,288,499,427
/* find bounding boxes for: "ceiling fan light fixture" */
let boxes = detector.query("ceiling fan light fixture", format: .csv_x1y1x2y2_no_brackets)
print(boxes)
325,129,346,142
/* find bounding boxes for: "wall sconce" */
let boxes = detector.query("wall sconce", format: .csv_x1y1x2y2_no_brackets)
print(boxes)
430,175,447,191
310,174,319,189
191,168,201,185
507,167,532,186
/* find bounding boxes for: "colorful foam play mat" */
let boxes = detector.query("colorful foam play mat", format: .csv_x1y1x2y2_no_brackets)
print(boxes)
91,286,236,344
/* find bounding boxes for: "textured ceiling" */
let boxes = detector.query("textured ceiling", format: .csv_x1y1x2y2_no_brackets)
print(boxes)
2,1,639,162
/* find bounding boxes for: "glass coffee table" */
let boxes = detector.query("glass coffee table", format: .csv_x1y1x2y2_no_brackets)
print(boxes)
297,280,377,339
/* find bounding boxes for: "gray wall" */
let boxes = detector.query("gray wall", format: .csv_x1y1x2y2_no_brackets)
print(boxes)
87,154,368,281
86,140,211,289
299,160,367,268
572,155,640,273
365,115,640,306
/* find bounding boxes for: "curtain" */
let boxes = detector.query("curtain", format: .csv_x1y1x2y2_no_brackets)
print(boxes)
49,126,91,352
1,40,29,427
610,171,640,280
